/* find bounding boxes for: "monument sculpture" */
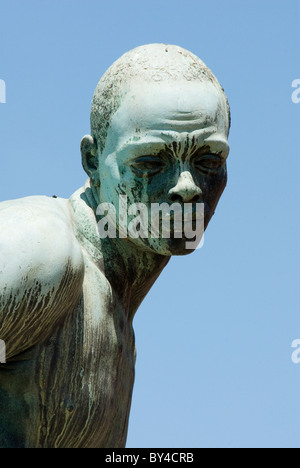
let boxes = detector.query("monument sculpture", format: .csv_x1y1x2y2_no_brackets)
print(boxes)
0,44,231,448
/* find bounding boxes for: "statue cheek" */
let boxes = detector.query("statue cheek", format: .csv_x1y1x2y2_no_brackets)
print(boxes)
129,179,146,203
116,179,145,206
203,170,227,214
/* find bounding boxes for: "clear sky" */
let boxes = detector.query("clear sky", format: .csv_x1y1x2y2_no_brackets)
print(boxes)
0,0,299,448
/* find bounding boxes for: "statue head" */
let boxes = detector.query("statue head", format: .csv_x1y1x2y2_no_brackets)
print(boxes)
81,44,231,256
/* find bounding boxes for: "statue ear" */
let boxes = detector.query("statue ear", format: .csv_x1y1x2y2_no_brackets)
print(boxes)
81,135,98,178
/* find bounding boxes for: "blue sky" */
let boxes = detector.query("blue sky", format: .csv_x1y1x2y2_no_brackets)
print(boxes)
0,0,299,448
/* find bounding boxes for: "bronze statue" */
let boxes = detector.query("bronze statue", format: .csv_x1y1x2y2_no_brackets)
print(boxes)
0,44,230,448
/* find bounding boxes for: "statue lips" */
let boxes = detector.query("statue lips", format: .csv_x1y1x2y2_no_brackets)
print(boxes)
161,206,204,223
159,207,204,239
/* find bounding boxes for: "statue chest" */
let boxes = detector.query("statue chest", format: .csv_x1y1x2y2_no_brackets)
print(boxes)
30,259,135,448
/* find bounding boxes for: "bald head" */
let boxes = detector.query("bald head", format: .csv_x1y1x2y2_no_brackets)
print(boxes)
90,44,231,154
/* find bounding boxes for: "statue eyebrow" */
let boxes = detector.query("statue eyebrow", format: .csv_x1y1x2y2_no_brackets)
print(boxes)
118,141,168,158
118,129,229,161
118,125,219,150
196,138,230,158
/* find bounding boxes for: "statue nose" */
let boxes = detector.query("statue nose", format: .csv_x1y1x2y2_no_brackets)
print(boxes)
168,171,202,203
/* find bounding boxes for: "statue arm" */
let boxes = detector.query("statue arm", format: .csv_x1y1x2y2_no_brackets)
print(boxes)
0,198,84,360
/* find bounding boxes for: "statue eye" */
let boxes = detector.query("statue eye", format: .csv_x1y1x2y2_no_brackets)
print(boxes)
130,156,165,177
193,154,224,173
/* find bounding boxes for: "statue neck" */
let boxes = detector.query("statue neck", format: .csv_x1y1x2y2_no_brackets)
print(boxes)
100,235,169,321
69,181,170,322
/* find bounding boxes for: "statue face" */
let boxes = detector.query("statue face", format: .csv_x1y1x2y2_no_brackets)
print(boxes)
97,80,229,256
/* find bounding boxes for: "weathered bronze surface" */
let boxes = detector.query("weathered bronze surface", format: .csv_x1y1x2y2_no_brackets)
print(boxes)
0,44,230,448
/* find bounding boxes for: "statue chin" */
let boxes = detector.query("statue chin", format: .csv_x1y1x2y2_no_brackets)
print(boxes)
126,235,202,257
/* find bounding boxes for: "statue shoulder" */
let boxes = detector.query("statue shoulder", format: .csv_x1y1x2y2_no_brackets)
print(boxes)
0,195,84,273
0,195,85,359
